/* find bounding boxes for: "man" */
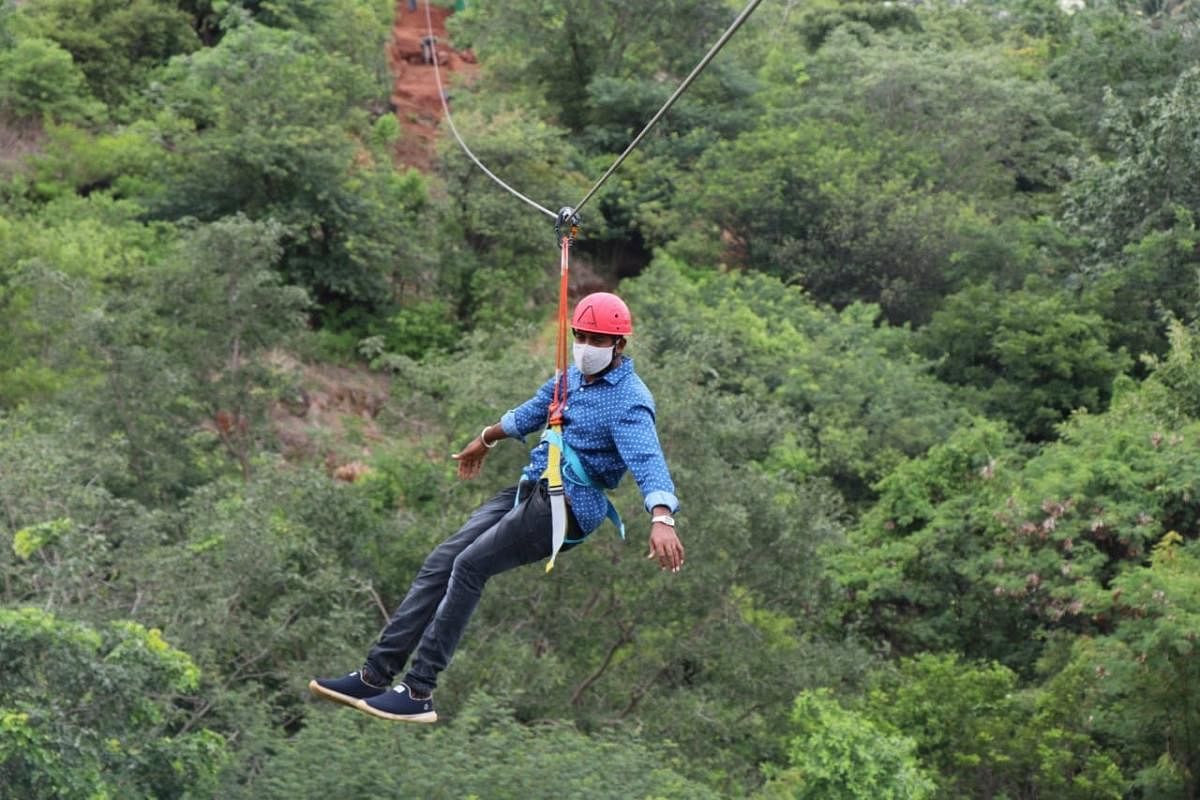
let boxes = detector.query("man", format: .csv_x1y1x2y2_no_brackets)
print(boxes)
310,292,683,723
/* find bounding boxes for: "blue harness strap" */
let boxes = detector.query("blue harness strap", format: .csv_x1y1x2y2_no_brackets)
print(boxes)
517,429,625,544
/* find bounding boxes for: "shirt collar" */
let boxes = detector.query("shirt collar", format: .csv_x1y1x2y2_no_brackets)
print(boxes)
571,355,633,387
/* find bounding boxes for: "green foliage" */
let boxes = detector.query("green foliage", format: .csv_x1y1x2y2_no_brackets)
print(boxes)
374,299,461,360
626,258,968,502
27,121,173,201
432,103,585,329
1065,534,1200,797
1139,317,1200,422
828,419,1036,663
113,468,396,760
796,2,922,51
835,326,1200,671
861,654,1125,799
1050,4,1200,138
145,20,427,310
452,0,736,133
920,280,1131,440
0,607,227,800
79,214,308,493
14,0,200,108
11,517,73,559
0,37,105,122
0,194,170,407
675,29,1078,323
758,689,935,800
1081,209,1200,364
1066,66,1200,262
255,692,720,799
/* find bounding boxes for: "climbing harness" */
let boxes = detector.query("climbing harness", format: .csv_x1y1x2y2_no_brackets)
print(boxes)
416,0,764,569
540,428,625,544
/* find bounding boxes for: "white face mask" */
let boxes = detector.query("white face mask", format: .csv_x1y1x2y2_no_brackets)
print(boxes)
573,342,614,376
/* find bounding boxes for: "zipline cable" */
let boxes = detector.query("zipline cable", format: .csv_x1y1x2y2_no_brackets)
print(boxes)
421,1,558,219
420,0,765,225
572,0,766,215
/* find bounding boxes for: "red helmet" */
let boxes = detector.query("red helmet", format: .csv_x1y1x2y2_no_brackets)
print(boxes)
572,292,632,336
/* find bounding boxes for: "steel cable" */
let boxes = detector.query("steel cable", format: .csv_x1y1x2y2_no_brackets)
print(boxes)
421,1,558,219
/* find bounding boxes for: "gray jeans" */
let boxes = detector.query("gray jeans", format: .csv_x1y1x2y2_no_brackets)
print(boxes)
366,482,579,694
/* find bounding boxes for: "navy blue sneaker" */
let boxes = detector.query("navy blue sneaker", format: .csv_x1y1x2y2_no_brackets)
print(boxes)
309,670,388,708
356,682,437,723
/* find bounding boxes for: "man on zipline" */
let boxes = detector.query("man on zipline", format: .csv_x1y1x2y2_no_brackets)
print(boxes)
310,291,683,723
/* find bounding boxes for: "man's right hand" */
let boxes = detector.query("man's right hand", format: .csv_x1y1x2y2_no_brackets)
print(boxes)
451,436,489,480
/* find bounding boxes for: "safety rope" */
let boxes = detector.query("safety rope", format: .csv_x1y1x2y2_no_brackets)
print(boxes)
548,211,575,424
542,208,578,572
420,1,557,219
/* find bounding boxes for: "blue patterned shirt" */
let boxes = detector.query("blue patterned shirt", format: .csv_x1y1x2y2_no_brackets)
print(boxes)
500,356,679,534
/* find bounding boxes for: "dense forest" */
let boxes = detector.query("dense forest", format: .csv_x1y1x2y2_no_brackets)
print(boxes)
2,0,1199,797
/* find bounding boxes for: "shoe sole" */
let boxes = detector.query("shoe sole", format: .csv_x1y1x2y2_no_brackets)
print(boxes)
355,698,438,724
308,679,385,709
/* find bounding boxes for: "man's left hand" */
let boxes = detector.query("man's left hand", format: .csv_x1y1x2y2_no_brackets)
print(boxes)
647,524,684,573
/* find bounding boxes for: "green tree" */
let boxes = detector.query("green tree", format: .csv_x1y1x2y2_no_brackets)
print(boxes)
79,215,307,497
757,689,935,800
1064,533,1200,797
920,280,1131,441
0,37,105,122
146,20,427,311
24,120,177,202
451,0,737,133
1081,209,1200,364
677,29,1077,323
432,103,585,330
0,607,226,799
795,2,922,51
110,467,396,783
0,195,170,408
861,654,1125,799
827,420,1035,664
14,0,200,108
1050,4,1200,139
626,258,968,501
1065,66,1200,264
834,324,1200,669
255,692,721,799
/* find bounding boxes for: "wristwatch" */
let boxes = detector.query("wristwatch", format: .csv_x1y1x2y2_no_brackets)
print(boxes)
650,514,676,527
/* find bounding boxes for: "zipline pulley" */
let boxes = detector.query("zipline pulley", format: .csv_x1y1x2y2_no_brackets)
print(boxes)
555,206,580,245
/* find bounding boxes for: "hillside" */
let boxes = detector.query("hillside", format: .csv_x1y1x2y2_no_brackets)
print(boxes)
386,1,477,169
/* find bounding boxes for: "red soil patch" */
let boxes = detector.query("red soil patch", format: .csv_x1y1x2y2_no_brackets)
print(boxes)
387,1,478,170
